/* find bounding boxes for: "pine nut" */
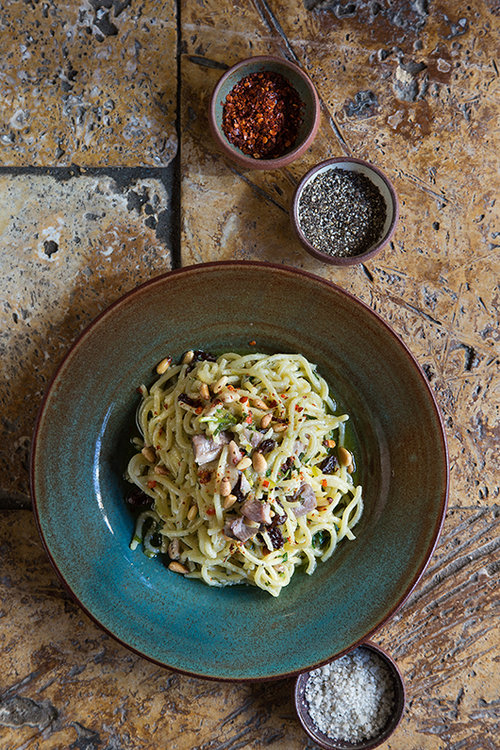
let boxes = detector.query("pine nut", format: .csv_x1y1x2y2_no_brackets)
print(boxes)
168,539,180,560
220,477,232,497
223,494,237,509
141,446,156,463
156,356,172,375
338,446,352,467
168,561,188,574
252,451,267,474
260,413,272,429
187,504,198,521
273,422,288,433
228,440,242,465
252,398,268,410
236,456,252,471
182,350,194,364
213,375,228,394
199,382,210,400
154,464,168,475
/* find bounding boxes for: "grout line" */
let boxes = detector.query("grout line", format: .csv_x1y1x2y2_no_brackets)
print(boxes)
170,0,183,270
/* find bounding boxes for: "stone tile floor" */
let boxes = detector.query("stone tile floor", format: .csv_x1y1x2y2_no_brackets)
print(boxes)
0,0,498,748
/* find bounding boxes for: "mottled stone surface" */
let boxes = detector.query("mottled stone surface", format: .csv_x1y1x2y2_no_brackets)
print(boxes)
0,0,499,748
0,170,172,505
0,1,177,166
0,508,497,748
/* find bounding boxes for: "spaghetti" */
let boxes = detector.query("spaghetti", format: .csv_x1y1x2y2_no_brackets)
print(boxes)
126,351,363,596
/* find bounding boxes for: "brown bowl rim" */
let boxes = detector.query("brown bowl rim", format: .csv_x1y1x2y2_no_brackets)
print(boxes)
290,157,399,265
294,640,406,749
209,55,321,170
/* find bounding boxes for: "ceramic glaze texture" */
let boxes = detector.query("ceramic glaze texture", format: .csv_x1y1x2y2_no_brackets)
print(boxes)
32,263,447,680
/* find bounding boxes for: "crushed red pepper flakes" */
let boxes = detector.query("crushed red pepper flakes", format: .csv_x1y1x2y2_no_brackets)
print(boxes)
249,340,256,345
206,507,216,516
222,71,304,159
147,480,157,489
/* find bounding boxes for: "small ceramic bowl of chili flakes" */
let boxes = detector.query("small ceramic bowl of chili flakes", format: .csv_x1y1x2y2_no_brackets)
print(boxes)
209,55,320,170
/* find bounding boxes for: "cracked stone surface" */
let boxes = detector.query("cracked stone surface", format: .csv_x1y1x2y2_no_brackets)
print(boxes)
0,171,172,504
0,1,177,166
0,0,498,748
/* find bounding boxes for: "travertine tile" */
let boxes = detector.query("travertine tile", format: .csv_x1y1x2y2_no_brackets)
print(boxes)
0,1,177,166
0,502,497,749
0,0,498,747
180,2,498,522
0,171,172,504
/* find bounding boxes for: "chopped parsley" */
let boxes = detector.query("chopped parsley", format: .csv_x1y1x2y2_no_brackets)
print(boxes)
214,412,239,434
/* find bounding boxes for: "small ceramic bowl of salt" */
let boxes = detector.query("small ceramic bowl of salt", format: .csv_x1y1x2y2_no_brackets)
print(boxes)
294,642,405,750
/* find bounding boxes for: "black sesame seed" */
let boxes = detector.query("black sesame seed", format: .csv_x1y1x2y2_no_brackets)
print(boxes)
297,168,387,258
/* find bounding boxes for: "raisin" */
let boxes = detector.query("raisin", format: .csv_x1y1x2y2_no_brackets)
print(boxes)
126,488,153,508
267,525,284,549
259,438,276,454
318,454,339,474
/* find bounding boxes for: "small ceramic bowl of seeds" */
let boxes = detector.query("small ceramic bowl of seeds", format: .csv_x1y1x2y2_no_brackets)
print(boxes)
291,157,399,265
294,642,406,749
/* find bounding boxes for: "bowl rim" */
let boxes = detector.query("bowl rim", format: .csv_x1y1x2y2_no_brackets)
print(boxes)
209,55,321,170
291,157,400,266
294,640,406,749
30,261,448,682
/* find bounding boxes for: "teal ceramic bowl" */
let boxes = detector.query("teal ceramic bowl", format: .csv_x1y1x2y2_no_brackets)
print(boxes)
209,55,320,169
31,262,448,681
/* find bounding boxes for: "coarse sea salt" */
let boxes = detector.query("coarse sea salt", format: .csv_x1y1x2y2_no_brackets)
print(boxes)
304,647,395,743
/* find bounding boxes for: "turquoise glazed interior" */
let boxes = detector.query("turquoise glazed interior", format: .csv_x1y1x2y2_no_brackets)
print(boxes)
212,57,317,159
31,262,448,681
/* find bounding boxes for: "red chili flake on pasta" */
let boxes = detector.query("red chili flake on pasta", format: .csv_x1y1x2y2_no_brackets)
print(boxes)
245,415,253,424
147,480,157,489
195,407,203,414
262,479,270,488
206,507,216,516
321,479,328,488
221,71,303,159
295,405,304,412
249,340,256,346
198,469,212,484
